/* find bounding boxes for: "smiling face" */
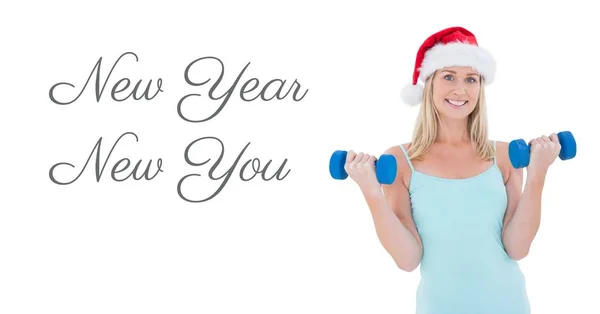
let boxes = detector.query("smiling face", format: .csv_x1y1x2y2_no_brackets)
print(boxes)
432,66,481,120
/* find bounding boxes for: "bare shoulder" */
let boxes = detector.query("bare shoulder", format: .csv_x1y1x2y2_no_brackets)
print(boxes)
494,140,509,160
493,140,522,184
383,143,413,189
493,140,510,183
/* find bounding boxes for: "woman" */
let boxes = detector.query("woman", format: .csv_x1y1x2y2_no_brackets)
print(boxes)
344,26,561,313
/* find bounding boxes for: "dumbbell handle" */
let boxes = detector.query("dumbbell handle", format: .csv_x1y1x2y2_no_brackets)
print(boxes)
329,150,397,184
508,131,577,169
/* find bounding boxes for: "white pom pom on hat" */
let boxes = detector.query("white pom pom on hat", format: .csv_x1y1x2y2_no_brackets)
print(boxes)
400,83,424,107
400,26,497,107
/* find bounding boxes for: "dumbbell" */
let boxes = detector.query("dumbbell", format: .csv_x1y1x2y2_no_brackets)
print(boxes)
329,150,397,184
508,131,577,169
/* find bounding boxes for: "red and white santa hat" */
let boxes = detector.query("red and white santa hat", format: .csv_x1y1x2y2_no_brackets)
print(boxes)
400,26,496,106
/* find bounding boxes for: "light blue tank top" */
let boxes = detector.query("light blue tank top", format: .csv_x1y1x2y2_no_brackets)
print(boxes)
398,142,531,314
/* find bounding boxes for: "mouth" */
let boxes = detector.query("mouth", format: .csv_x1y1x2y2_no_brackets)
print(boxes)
445,99,468,108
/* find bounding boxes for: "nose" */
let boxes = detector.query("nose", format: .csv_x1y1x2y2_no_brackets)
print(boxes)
453,87,467,95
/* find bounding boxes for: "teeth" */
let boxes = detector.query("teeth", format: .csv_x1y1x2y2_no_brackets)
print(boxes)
447,99,467,106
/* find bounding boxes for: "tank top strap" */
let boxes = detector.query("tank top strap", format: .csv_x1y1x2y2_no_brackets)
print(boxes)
492,140,497,166
398,144,415,172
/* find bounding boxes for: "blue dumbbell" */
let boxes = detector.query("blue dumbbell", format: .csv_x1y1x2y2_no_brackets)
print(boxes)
508,131,577,169
329,150,397,184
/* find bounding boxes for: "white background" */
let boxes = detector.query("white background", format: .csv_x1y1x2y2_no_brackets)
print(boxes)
2,1,598,313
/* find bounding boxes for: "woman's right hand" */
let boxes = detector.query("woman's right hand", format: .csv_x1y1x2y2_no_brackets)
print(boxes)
344,150,381,193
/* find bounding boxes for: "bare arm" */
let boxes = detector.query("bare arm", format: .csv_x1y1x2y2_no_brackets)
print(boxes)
362,146,423,271
498,141,544,260
502,166,544,260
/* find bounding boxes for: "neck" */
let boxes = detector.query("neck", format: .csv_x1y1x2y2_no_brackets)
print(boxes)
436,117,470,145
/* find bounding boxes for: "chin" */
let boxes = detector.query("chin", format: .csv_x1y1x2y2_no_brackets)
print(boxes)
441,111,471,120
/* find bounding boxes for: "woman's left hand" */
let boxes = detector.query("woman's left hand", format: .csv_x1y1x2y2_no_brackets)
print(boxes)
526,133,562,179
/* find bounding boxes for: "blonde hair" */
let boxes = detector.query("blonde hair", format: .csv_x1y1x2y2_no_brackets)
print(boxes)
407,70,495,161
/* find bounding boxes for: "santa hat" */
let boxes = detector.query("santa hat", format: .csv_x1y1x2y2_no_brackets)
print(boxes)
400,26,496,106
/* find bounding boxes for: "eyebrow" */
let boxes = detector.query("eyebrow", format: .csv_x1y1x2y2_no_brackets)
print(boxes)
441,70,479,76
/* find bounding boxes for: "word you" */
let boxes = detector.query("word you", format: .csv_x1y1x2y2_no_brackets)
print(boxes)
178,136,290,203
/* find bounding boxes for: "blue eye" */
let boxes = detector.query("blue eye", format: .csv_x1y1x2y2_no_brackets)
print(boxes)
443,74,478,83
